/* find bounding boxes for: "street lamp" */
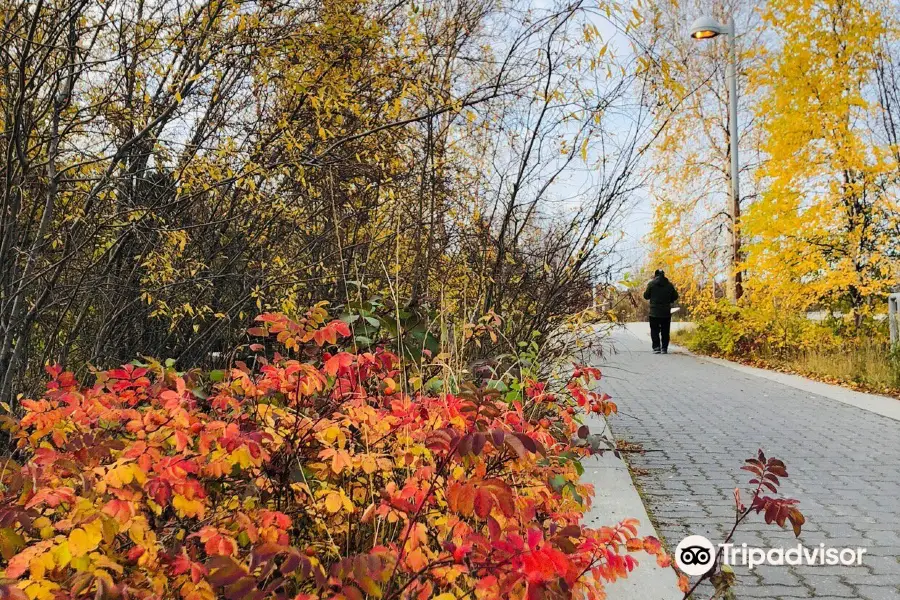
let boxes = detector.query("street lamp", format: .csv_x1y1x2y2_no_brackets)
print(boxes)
690,15,742,300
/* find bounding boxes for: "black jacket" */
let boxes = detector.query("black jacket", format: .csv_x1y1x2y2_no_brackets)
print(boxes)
643,276,679,319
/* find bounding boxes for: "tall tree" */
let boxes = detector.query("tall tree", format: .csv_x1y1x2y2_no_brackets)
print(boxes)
638,0,764,303
744,0,899,325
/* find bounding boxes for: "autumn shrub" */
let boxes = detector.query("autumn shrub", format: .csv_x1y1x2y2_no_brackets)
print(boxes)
0,304,673,600
676,300,838,358
675,300,900,393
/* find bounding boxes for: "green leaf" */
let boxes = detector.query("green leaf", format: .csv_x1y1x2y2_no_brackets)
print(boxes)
423,331,440,354
573,460,584,477
0,527,24,560
563,482,583,505
485,379,508,392
357,323,379,337
209,370,225,382
549,475,566,491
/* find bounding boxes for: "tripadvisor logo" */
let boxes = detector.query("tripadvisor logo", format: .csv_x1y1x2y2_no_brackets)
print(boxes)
676,535,867,575
675,535,716,576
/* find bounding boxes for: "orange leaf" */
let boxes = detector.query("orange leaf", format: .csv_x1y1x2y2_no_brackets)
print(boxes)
324,352,353,376
457,484,475,517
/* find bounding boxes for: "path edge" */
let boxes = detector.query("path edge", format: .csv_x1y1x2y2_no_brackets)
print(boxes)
579,413,682,599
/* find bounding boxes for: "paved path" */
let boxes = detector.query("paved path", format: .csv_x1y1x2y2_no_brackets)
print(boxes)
598,325,900,600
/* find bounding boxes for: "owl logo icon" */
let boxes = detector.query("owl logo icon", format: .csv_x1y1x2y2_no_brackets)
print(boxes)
675,535,716,576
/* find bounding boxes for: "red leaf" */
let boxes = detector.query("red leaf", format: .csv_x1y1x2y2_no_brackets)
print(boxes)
487,516,502,541
474,488,492,519
490,429,505,447
456,433,473,457
324,352,353,376
342,586,364,600
225,577,257,600
472,432,486,455
768,465,788,477
207,556,245,587
517,433,537,453
280,551,301,575
505,435,527,458
331,320,352,338
527,528,542,551
475,487,494,519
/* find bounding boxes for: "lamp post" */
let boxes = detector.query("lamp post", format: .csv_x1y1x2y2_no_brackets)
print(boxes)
690,15,742,300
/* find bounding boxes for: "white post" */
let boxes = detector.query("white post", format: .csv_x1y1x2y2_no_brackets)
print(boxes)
725,17,741,301
689,14,742,300
890,293,900,345
726,18,739,212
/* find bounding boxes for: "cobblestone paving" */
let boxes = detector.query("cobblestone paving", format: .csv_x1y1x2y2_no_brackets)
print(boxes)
598,326,900,600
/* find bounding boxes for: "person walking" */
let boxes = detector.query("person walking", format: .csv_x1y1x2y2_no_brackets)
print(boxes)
643,269,679,354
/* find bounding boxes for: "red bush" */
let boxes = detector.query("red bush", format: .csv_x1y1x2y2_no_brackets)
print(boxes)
0,306,670,600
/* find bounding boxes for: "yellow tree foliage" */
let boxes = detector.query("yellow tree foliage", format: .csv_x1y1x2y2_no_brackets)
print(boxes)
647,198,719,311
744,0,900,323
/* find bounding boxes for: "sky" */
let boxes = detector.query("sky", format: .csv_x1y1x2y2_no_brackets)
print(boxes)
545,0,658,281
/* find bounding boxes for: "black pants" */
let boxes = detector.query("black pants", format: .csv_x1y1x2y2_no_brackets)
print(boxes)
649,316,671,351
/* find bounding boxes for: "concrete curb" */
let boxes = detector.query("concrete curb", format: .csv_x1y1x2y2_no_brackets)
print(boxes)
580,413,682,599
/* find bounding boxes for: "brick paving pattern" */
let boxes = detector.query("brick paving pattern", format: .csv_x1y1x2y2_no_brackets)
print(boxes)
598,327,900,599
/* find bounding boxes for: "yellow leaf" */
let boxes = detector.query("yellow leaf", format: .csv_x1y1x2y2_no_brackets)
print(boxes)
22,579,60,600
68,528,90,557
50,541,72,568
324,492,342,514
130,463,147,485
173,494,206,519
325,492,343,513
361,455,378,475
231,446,253,469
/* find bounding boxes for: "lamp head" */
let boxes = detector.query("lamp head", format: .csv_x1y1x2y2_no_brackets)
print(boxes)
690,16,726,39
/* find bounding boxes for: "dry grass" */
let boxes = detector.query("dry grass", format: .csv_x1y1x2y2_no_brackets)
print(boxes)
789,341,900,392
